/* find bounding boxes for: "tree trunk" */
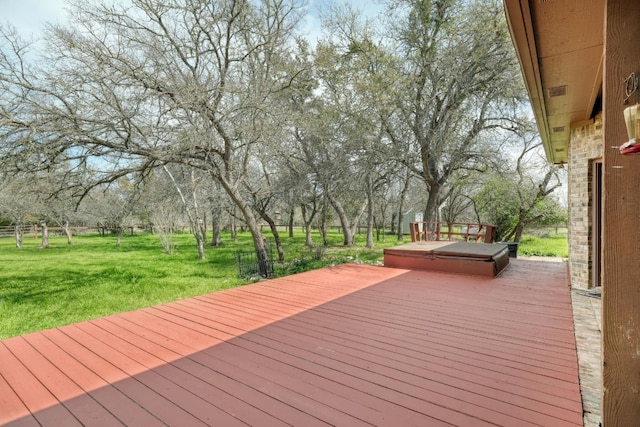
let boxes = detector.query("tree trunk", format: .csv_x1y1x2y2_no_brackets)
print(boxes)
320,199,329,247
397,168,411,241
14,224,23,248
423,181,441,223
219,178,270,276
365,177,375,249
327,193,355,246
162,166,207,261
305,225,313,247
63,220,72,245
375,217,383,242
396,209,405,241
202,212,208,243
301,204,316,247
195,224,205,260
211,207,222,246
390,212,397,235
39,222,49,249
288,208,295,238
513,222,525,243
244,215,270,277
230,207,238,242
260,212,285,263
116,227,122,247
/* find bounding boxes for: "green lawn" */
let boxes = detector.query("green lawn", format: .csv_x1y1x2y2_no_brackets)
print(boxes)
0,229,567,339
517,228,569,258
0,230,400,339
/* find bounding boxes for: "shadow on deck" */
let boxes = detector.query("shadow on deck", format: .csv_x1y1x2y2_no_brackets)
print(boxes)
1,261,582,426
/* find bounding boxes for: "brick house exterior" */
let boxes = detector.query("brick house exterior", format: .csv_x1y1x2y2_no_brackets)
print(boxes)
568,117,603,289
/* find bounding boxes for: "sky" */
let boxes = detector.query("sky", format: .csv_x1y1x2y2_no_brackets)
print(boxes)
0,0,318,49
0,0,337,38
0,0,383,43
0,0,68,36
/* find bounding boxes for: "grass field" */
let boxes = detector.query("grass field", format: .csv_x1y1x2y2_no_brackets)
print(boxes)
0,230,400,339
517,228,569,258
0,229,568,339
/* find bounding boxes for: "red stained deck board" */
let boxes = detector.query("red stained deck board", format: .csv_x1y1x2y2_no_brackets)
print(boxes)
311,292,575,349
163,288,580,413
171,352,354,427
0,374,39,427
65,322,250,427
101,312,371,426
311,300,577,363
0,261,582,426
183,346,374,427
41,328,213,427
22,331,166,427
192,286,575,380
190,338,456,427
177,286,578,392
104,308,444,426
129,307,456,424
309,302,578,378
268,315,582,411
266,292,580,382
238,326,560,427
248,317,581,425
289,308,580,392
0,342,82,427
359,273,574,318
2,337,123,427
211,268,576,342
83,318,341,427
226,332,524,427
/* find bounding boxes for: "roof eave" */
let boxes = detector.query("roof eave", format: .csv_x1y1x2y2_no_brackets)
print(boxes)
503,0,559,163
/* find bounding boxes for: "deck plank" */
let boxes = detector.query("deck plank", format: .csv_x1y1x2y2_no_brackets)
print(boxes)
0,261,583,426
21,332,166,427
3,337,124,427
176,288,580,403
250,318,582,424
0,373,40,427
0,341,83,427
105,310,440,426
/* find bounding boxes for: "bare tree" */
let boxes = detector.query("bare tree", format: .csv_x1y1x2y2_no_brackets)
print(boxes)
395,165,415,241
151,206,178,255
162,165,208,260
41,187,81,245
0,0,305,275
293,128,368,246
0,174,38,248
472,125,563,242
273,139,322,247
206,181,229,247
0,0,534,262
381,0,526,221
289,19,392,247
85,181,140,247
137,172,184,253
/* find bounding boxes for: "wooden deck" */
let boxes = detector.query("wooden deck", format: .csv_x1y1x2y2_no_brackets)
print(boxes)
0,260,582,426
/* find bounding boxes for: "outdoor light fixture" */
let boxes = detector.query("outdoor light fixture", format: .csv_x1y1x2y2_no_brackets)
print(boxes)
620,73,640,155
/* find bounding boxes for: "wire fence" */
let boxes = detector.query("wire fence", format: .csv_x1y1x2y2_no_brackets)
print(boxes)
235,246,275,279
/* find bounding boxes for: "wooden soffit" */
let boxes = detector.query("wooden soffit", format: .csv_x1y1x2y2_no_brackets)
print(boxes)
504,0,604,164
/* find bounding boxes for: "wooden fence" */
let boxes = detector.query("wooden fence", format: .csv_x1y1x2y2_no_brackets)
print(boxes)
409,222,497,243
0,225,149,239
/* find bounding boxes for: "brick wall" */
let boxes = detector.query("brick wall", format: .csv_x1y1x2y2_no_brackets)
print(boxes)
567,116,602,289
